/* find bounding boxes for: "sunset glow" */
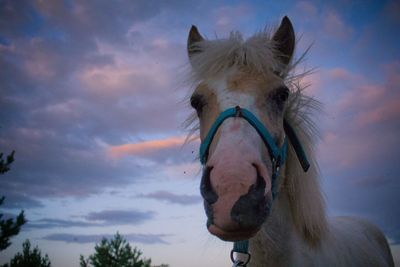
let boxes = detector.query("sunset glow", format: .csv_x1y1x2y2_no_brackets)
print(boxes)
1,1,399,266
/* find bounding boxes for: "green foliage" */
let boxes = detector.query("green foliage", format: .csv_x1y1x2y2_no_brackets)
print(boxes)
0,151,14,174
0,151,27,251
80,233,152,267
0,197,27,251
2,239,51,267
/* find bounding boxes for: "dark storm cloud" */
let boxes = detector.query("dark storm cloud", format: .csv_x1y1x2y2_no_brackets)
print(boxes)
138,190,202,205
24,208,155,230
42,232,169,244
0,193,43,209
25,218,96,229
0,136,148,199
85,210,155,224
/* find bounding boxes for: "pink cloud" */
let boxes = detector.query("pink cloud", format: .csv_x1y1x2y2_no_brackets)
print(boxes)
212,4,253,32
80,67,133,93
352,63,399,127
0,43,15,53
109,136,187,158
327,63,400,128
295,1,318,19
318,125,395,169
23,39,57,80
317,61,400,169
301,71,322,96
383,61,400,87
79,63,170,100
323,10,353,40
355,99,400,126
329,68,357,81
337,83,385,112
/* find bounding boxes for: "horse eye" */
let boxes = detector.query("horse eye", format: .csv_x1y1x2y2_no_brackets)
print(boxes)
190,94,205,114
275,86,290,102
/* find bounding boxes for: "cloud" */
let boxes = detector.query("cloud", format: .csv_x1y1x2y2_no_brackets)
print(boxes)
355,99,400,126
0,212,22,221
79,63,171,99
138,190,202,205
328,68,359,82
0,0,206,210
0,193,43,209
0,21,190,204
0,131,148,199
349,175,394,188
85,210,155,225
211,4,253,32
24,208,157,232
323,10,353,40
42,233,169,244
25,218,97,229
23,209,156,230
317,61,399,168
336,62,400,128
109,136,187,158
295,1,318,19
313,63,400,245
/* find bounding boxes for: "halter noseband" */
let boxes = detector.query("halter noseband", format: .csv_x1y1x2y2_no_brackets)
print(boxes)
198,105,310,267
199,106,309,195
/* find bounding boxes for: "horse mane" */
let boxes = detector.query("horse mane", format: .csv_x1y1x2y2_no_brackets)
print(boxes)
284,87,328,244
185,27,328,244
188,29,284,82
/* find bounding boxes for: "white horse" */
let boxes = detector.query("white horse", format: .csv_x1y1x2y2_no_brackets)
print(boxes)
185,17,394,266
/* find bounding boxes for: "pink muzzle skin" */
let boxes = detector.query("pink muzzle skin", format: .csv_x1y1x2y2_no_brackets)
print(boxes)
200,118,273,241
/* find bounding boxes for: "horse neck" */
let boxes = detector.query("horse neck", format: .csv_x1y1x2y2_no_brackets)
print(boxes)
249,139,328,266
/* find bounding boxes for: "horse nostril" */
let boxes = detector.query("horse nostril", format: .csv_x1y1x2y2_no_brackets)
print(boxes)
200,166,218,204
231,166,269,228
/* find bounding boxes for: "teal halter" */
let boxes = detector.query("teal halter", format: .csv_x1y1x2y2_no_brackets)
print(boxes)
198,105,310,267
200,106,287,167
199,106,310,180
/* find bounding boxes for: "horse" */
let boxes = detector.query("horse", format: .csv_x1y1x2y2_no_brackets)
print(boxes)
185,16,395,267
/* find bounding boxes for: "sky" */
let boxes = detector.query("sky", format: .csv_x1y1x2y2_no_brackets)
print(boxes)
0,0,399,266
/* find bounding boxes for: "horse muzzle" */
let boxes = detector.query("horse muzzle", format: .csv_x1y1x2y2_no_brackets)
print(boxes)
201,163,273,241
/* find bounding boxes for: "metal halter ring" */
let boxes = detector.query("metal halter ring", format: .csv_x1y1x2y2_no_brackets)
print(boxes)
230,250,251,267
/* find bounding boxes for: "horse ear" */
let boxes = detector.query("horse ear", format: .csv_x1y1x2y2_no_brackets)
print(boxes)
272,16,295,67
187,25,204,58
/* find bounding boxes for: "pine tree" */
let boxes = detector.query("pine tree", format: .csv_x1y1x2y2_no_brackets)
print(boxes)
80,233,151,267
3,239,51,267
0,151,27,251
0,151,14,174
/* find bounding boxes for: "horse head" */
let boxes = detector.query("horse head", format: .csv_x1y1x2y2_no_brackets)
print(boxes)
187,17,295,241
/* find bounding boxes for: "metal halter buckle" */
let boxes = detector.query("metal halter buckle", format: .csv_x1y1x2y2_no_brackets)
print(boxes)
230,250,251,267
272,156,281,174
235,105,242,117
